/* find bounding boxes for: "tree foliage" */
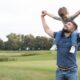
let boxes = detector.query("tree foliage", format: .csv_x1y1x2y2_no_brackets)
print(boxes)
0,33,53,50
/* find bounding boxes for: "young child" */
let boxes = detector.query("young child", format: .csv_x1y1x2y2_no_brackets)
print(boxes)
42,7,80,53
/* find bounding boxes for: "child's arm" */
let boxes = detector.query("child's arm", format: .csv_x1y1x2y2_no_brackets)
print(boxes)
42,11,62,21
70,10,80,20
47,13,62,21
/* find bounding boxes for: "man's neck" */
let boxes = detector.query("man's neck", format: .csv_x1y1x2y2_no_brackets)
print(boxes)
64,32,71,37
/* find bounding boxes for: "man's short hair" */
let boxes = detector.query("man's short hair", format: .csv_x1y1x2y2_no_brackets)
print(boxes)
58,7,68,17
69,21,78,30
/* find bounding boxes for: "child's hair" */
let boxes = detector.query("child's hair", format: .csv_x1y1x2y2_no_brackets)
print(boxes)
58,7,68,17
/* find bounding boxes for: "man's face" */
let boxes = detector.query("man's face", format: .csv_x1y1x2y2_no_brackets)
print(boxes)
63,22,75,33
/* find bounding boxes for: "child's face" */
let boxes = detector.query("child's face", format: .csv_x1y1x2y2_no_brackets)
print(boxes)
61,13,69,20
58,7,69,20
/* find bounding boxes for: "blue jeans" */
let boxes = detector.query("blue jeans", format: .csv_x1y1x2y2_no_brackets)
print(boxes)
55,31,77,46
56,68,78,80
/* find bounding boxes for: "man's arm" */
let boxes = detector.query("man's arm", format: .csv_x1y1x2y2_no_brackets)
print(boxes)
41,12,54,38
42,11,62,21
70,10,80,20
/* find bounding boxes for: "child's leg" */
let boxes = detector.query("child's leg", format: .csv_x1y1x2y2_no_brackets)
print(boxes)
51,39,57,50
70,31,77,53
52,31,62,50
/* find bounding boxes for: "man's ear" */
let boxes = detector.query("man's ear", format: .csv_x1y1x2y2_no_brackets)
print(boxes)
71,27,75,32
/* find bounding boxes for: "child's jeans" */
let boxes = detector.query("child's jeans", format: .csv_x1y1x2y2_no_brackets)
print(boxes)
71,31,77,46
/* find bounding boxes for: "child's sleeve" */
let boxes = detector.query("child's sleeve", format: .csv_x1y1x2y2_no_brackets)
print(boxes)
70,10,80,20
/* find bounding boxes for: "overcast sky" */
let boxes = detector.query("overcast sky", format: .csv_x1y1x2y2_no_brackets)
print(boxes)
0,0,80,41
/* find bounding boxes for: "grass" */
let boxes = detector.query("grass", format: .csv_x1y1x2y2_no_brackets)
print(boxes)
0,50,80,80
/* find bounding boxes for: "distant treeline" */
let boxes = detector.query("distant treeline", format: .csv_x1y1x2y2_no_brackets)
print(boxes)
1,33,80,50
0,33,53,50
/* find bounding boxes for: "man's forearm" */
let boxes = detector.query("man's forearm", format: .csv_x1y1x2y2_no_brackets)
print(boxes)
41,15,54,37
41,16,49,33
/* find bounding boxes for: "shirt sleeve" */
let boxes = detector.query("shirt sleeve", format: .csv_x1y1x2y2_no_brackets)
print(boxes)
69,12,80,20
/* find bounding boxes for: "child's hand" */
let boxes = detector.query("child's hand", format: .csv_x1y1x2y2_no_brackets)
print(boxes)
42,10,47,15
77,10,80,14
79,10,80,14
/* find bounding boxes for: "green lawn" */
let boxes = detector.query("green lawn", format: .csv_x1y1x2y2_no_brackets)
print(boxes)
0,51,80,80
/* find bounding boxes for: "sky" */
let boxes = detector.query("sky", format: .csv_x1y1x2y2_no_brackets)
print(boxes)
0,0,80,41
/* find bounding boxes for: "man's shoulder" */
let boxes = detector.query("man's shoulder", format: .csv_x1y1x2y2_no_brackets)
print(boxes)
54,30,62,38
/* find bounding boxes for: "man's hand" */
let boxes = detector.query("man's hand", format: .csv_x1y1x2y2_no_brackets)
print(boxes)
41,10,47,17
42,10,47,15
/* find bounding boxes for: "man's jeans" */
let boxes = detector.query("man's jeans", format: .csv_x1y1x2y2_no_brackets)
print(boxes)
56,67,78,80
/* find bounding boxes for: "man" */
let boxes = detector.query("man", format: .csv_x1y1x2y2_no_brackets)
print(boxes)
41,11,80,80
42,8,80,53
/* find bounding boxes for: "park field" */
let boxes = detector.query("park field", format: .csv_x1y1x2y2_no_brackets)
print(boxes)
0,50,80,80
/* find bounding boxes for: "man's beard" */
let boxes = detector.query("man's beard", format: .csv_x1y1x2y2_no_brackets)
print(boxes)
62,29,71,33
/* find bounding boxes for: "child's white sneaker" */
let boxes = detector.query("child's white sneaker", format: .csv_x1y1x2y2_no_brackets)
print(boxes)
69,46,75,54
50,45,57,51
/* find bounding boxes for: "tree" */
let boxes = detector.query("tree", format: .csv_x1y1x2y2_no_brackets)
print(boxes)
22,34,35,50
0,39,4,50
34,36,53,50
5,33,21,50
0,33,53,50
